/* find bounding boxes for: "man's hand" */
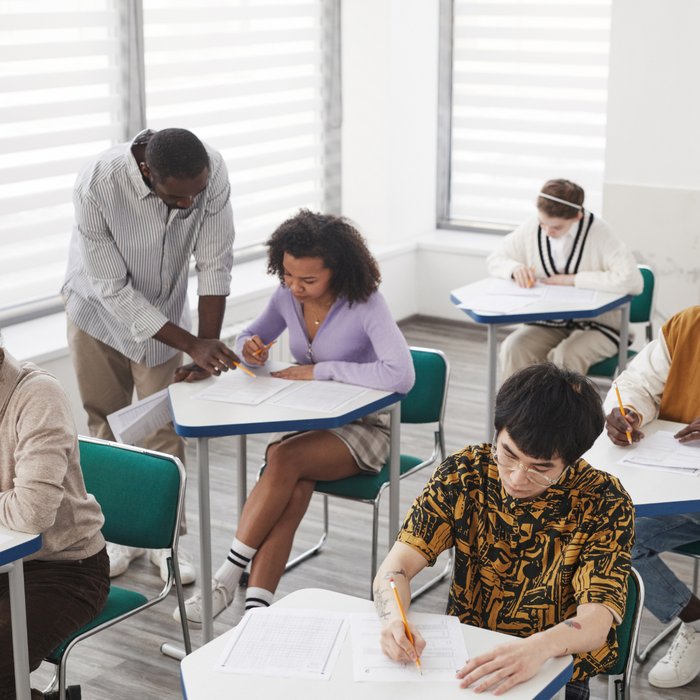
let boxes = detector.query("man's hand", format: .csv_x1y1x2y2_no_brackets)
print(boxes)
605,407,643,445
541,274,576,286
379,618,426,665
270,365,315,381
171,338,239,383
455,637,549,695
241,335,268,366
676,417,700,444
512,267,536,288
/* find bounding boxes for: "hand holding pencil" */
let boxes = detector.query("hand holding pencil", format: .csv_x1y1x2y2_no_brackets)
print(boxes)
241,335,275,366
389,579,422,674
605,385,643,446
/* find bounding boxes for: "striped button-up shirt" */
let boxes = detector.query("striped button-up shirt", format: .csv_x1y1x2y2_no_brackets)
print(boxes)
63,130,235,367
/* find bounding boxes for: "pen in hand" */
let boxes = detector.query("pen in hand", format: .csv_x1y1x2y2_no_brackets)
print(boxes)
614,383,632,444
390,579,422,675
254,340,277,356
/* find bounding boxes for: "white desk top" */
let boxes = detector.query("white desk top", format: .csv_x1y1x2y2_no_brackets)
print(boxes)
0,524,41,567
168,362,403,438
451,278,631,325
583,419,700,516
180,588,573,700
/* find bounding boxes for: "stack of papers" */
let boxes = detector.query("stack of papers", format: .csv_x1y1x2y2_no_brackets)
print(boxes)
106,388,173,445
192,373,293,406
270,381,368,413
616,430,700,477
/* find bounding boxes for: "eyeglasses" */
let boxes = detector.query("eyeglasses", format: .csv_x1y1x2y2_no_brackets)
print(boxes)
491,446,566,488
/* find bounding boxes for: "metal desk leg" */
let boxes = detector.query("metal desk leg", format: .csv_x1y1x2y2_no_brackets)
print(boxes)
388,402,402,547
618,301,630,373
486,324,499,441
7,560,32,700
197,437,214,644
237,435,247,526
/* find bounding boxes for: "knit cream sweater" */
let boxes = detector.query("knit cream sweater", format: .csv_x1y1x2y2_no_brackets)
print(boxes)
0,351,104,561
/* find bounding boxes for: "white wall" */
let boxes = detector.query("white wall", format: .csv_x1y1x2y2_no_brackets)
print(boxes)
603,0,700,323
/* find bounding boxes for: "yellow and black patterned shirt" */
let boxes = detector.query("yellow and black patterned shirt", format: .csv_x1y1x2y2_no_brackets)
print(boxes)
397,443,635,681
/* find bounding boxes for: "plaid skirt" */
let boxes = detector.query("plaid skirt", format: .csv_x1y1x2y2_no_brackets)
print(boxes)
266,411,390,474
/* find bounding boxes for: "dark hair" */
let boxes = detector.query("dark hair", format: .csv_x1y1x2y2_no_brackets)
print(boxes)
537,179,585,219
145,128,209,182
494,363,604,465
266,209,381,305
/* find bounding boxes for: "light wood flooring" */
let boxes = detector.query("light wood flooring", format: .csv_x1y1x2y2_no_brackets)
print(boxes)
31,316,698,699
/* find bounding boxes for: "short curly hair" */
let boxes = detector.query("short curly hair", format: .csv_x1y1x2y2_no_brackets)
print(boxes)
266,210,381,305
145,128,209,182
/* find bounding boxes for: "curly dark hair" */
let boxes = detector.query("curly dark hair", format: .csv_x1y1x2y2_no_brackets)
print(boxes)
266,210,381,305
145,128,210,182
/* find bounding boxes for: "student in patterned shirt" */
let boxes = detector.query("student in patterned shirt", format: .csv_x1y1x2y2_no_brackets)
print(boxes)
374,363,635,700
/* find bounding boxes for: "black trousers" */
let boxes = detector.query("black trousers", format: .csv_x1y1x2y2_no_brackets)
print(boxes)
566,679,590,700
0,547,110,700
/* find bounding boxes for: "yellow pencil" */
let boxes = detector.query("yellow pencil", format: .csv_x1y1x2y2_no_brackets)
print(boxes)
390,579,422,675
254,340,277,356
614,383,632,444
527,267,535,288
233,361,256,378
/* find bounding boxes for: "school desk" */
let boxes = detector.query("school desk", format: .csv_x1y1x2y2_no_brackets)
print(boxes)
451,278,632,440
583,419,700,516
179,587,573,700
168,369,405,645
0,524,42,700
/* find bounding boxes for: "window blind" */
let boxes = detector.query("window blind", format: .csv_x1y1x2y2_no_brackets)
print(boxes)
143,0,327,250
0,0,122,314
447,0,611,228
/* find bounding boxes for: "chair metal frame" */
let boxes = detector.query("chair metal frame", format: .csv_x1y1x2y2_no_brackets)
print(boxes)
43,437,192,700
257,347,453,599
635,546,700,664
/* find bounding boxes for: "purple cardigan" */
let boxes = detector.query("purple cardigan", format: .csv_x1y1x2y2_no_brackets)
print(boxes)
235,286,415,394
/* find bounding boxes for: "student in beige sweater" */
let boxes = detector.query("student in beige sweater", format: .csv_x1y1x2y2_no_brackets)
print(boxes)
487,179,643,380
0,343,109,700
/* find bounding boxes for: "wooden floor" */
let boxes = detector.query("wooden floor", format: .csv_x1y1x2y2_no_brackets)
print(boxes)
31,316,698,699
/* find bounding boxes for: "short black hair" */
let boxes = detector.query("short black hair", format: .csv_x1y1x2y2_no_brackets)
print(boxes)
266,209,381,305
145,128,209,182
494,363,604,465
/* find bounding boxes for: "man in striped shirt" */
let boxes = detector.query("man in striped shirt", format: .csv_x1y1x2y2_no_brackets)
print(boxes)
63,128,238,581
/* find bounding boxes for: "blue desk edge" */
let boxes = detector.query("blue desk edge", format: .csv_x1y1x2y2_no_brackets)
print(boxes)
0,533,42,566
171,392,406,438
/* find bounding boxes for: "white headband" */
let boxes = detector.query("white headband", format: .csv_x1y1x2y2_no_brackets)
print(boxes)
538,192,583,210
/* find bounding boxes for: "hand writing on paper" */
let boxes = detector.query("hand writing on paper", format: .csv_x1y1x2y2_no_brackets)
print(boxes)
242,335,268,366
456,637,548,695
540,274,576,286
512,267,537,288
605,407,643,445
270,365,315,381
675,416,700,444
379,618,426,665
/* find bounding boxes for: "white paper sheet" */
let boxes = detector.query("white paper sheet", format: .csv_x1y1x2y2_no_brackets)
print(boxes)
488,278,546,298
0,534,13,546
214,608,349,680
270,381,368,413
106,388,172,446
351,612,468,682
460,294,538,315
192,373,294,406
540,286,598,304
616,430,700,476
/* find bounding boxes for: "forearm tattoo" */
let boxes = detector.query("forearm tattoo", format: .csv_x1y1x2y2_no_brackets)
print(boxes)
563,620,582,630
374,569,407,620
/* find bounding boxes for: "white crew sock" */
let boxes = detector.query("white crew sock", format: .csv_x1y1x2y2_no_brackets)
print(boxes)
245,587,274,611
215,538,257,595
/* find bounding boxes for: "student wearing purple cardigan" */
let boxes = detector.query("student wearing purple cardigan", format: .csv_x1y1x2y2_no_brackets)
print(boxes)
175,210,415,626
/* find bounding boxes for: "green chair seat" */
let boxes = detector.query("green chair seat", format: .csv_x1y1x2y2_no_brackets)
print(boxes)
588,350,637,378
46,587,148,661
674,541,700,556
316,455,423,501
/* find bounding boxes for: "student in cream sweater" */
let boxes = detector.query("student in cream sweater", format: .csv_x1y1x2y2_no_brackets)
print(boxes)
487,179,643,379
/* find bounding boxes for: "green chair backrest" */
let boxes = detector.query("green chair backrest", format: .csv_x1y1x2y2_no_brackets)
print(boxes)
78,438,181,551
605,570,639,677
400,348,448,425
630,265,654,324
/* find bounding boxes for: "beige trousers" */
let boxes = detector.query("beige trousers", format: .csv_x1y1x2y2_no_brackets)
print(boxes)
500,324,618,382
66,316,187,530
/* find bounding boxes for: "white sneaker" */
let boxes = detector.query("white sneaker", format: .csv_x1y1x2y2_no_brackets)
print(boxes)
150,547,196,585
648,622,700,688
107,543,145,577
173,578,234,629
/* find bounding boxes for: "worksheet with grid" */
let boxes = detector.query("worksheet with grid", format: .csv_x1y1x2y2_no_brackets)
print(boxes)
214,608,350,680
